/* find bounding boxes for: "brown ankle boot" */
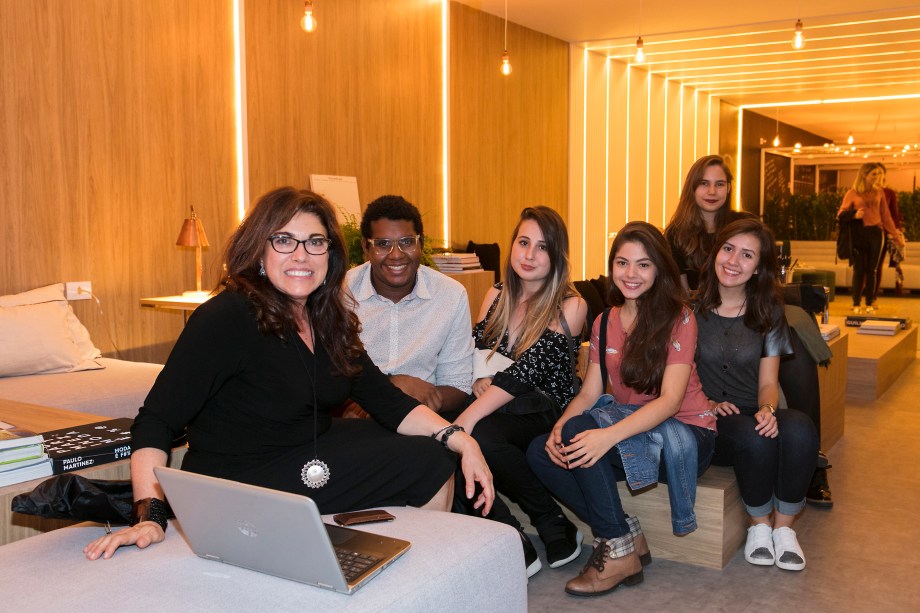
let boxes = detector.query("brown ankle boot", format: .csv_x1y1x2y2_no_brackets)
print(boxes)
564,536,644,597
626,515,652,566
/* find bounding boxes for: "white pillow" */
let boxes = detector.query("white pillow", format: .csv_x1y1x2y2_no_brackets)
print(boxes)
0,284,103,377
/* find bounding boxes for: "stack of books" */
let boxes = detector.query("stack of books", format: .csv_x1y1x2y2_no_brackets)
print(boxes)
41,418,134,474
0,421,53,487
432,252,482,272
844,314,911,330
818,323,840,341
856,320,900,336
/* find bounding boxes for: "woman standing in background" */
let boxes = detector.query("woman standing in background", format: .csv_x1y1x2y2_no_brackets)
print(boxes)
838,162,904,314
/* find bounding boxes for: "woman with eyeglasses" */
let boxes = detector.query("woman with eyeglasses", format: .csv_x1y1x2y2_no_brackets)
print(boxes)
450,206,588,578
85,187,493,560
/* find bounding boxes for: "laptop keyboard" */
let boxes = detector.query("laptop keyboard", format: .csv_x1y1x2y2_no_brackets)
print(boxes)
335,548,382,582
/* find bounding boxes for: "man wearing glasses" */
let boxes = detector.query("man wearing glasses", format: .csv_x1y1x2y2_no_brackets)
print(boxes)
345,195,474,413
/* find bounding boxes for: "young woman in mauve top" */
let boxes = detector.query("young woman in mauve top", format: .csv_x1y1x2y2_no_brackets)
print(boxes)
451,206,588,578
694,217,819,571
838,162,904,313
527,221,716,598
665,155,751,292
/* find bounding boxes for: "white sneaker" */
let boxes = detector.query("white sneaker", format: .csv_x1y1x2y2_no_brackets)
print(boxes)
851,306,863,314
744,523,775,566
773,527,806,571
865,305,876,315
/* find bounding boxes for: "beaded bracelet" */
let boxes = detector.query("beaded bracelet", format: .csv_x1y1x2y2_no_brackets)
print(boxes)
130,497,169,532
437,424,465,448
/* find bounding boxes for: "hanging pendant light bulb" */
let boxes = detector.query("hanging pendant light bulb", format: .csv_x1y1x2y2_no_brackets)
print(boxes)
772,109,780,147
635,37,646,63
500,0,511,75
501,51,512,75
848,132,855,145
300,1,317,33
635,0,646,63
792,19,804,49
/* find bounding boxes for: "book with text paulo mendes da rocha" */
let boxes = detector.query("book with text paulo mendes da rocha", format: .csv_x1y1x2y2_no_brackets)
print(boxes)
41,418,134,474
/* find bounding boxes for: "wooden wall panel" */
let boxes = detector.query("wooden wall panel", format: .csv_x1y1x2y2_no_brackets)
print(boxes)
449,2,568,258
647,74,666,229
664,79,684,222
626,69,649,223
245,0,442,235
0,0,238,364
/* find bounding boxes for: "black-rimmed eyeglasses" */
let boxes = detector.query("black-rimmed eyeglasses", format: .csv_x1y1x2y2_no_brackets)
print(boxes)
267,235,332,255
367,235,421,257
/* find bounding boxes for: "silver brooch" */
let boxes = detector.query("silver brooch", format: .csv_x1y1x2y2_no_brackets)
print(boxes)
301,459,331,488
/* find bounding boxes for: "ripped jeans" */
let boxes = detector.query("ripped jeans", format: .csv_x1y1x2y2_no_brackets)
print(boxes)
586,395,715,535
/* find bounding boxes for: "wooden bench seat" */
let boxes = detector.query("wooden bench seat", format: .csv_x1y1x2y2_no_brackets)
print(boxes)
513,464,747,570
616,465,746,569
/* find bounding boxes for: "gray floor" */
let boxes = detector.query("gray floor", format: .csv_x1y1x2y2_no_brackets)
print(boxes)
521,294,920,611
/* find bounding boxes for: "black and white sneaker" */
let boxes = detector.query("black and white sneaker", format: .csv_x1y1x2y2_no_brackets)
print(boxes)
519,529,542,578
545,521,584,569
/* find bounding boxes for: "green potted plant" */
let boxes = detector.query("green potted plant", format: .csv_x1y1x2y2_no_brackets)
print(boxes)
338,209,440,269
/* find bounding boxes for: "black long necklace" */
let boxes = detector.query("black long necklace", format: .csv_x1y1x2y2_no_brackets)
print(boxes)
715,297,746,372
293,316,331,488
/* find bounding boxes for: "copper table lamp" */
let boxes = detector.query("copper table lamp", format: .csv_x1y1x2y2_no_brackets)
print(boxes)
176,206,210,296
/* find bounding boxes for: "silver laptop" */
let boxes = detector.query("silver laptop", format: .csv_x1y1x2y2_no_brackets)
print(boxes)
153,467,411,594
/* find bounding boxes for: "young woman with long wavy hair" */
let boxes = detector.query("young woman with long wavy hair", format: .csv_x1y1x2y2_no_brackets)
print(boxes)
452,206,587,578
694,217,819,571
666,155,748,291
527,222,715,597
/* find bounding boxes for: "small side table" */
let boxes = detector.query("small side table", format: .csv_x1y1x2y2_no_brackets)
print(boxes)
139,293,213,323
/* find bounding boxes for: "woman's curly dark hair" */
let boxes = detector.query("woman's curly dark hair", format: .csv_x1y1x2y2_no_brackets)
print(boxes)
607,221,687,395
220,186,363,377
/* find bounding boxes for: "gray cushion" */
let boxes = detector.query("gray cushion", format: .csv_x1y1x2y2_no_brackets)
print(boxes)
0,506,526,612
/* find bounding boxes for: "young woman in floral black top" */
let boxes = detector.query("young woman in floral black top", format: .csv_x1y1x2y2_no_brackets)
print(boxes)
452,206,587,578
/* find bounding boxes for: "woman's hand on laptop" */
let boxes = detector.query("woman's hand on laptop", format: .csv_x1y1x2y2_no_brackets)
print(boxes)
83,521,165,560
448,432,495,516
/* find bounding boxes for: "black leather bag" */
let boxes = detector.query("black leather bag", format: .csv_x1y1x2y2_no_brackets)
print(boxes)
12,474,135,523
782,283,827,316
836,207,857,261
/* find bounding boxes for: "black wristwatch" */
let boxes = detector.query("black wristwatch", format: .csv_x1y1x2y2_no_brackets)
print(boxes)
130,497,169,532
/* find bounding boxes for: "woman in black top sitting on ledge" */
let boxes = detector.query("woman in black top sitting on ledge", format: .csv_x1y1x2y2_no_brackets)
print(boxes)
85,187,493,560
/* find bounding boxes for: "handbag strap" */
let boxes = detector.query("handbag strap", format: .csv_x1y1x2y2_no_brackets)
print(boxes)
558,305,581,394
599,307,611,393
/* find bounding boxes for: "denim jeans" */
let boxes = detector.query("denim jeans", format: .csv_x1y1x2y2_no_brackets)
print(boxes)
586,395,715,535
527,410,715,539
711,408,818,517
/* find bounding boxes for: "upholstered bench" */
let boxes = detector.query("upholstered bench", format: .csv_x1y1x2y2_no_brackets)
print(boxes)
0,506,526,612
